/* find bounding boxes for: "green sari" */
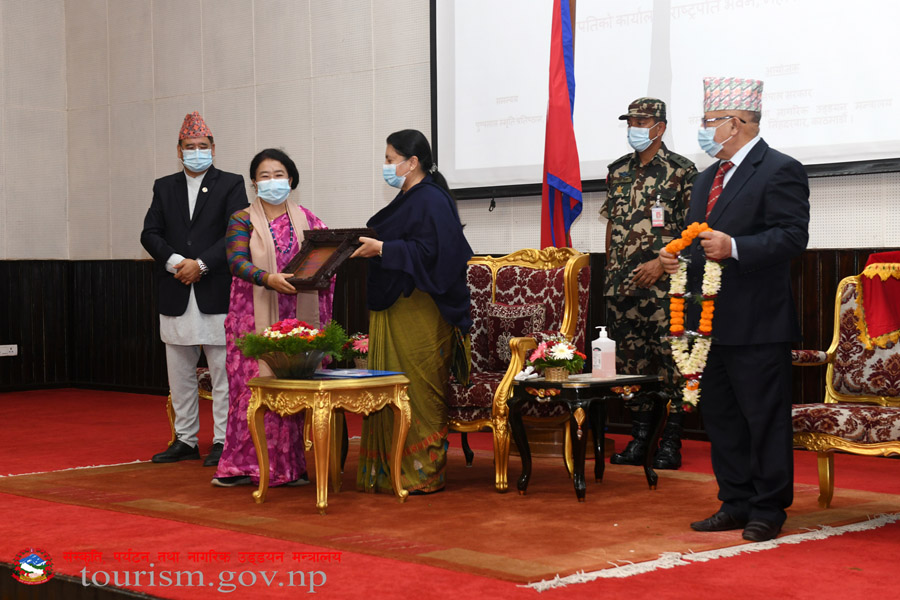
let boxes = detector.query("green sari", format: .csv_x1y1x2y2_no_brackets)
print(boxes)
357,289,453,494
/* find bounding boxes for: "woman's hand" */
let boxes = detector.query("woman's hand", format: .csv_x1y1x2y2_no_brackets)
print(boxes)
267,273,298,294
350,236,384,259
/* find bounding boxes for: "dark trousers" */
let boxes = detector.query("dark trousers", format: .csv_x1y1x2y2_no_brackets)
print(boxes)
701,342,794,526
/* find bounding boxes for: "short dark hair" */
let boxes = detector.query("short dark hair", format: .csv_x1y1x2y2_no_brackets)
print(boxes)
249,148,300,190
179,136,214,147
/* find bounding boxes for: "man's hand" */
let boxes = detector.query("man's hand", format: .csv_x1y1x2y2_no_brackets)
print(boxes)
699,230,733,261
267,273,299,295
632,257,665,288
350,236,383,259
173,259,202,285
659,248,679,274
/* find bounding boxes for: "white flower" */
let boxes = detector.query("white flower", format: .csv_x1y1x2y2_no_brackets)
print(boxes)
701,261,723,296
549,342,575,361
670,264,688,295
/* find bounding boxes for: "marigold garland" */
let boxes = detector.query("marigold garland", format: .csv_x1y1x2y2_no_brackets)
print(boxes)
665,222,723,408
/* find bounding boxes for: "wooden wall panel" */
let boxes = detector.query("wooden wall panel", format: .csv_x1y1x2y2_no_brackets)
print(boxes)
2,248,897,441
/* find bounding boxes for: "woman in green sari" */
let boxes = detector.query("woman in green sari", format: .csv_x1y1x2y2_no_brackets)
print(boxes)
351,129,472,494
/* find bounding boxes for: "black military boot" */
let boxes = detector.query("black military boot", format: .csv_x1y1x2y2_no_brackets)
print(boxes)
653,411,684,470
611,409,652,465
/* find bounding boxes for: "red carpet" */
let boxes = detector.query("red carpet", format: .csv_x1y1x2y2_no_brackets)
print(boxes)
2,389,900,599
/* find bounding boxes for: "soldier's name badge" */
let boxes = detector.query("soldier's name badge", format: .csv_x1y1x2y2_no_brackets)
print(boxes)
651,204,665,227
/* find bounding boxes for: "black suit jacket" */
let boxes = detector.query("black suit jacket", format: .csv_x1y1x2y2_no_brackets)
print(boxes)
685,139,810,345
141,166,249,316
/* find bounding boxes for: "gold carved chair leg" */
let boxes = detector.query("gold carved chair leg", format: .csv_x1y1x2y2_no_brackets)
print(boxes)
492,420,510,492
817,451,835,509
166,395,176,446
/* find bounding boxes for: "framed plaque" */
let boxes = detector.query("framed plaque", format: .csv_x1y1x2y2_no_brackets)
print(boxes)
284,228,375,290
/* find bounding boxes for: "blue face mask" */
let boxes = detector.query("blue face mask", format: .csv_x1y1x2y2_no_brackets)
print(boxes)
181,148,213,172
697,119,734,158
256,178,291,205
382,160,409,189
627,125,660,152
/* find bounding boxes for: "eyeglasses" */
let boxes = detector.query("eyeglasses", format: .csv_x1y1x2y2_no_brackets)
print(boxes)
700,116,746,128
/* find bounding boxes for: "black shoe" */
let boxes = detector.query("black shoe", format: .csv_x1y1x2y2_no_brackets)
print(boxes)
611,409,652,465
151,440,200,463
690,511,748,532
653,412,684,470
211,475,252,487
203,443,223,467
742,520,781,542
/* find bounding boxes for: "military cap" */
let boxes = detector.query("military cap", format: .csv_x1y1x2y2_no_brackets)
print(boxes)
618,97,666,121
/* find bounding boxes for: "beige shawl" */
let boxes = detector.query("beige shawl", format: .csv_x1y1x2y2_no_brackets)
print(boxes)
248,197,320,377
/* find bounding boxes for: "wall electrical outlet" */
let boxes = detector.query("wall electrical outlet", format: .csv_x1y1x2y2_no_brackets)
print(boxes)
0,345,18,357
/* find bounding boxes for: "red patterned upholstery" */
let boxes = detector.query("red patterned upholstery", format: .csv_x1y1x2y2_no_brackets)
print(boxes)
791,275,900,508
447,249,591,492
486,303,546,371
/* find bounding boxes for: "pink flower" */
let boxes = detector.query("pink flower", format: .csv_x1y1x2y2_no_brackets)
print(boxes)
352,338,368,353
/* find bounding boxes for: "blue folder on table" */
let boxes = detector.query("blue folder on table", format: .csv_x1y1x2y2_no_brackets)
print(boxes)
314,369,404,379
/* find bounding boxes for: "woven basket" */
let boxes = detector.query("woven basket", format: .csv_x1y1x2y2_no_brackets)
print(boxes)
543,366,569,381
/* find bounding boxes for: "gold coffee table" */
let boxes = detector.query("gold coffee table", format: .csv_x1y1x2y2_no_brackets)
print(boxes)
247,374,411,514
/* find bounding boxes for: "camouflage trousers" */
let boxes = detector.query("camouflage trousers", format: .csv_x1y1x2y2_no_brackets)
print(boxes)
605,295,683,413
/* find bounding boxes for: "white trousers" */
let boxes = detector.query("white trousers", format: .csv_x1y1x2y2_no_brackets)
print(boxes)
165,343,228,447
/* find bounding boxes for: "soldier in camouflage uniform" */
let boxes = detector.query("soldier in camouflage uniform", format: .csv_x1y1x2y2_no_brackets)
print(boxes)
601,97,697,469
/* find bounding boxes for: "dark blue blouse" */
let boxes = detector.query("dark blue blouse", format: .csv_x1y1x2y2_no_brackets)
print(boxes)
366,175,473,332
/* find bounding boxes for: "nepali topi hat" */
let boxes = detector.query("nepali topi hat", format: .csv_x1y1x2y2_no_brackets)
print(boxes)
619,97,666,121
703,77,764,112
179,111,212,140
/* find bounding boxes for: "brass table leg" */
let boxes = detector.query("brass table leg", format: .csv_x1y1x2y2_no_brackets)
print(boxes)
389,394,411,504
249,390,270,504
311,396,333,515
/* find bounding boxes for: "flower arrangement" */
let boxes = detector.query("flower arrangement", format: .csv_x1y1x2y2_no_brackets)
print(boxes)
343,333,369,359
235,319,348,360
527,336,586,374
665,221,723,408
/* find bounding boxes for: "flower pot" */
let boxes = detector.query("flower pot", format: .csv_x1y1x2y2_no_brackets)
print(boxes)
353,357,368,370
260,350,326,379
543,366,569,382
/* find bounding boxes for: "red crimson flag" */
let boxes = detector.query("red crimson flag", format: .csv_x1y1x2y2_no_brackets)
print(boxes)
540,0,582,249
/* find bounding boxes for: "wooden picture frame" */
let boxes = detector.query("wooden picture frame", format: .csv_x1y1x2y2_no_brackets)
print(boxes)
284,228,375,290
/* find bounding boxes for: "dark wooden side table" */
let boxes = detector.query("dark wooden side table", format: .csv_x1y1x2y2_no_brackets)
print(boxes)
510,373,665,501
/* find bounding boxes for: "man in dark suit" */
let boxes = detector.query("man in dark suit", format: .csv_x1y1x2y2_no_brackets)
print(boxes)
660,78,810,542
141,112,248,466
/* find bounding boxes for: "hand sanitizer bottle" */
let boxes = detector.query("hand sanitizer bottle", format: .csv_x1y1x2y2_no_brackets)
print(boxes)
591,326,616,379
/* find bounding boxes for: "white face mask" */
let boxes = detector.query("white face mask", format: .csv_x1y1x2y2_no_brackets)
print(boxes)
382,160,409,189
627,124,661,152
181,148,213,172
697,118,735,158
256,178,291,204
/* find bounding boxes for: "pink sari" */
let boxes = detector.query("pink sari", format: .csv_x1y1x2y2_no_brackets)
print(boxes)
215,209,333,485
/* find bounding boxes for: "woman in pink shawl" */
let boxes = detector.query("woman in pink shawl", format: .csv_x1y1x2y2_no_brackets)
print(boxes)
212,148,333,487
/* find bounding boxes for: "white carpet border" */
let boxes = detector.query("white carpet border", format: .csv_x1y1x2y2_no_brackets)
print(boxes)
1,459,147,478
526,513,900,592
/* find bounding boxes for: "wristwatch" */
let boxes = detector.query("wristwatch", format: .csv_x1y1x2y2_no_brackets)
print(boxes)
197,258,209,276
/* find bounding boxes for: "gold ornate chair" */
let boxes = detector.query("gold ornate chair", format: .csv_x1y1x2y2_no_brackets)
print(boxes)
791,272,900,508
447,248,591,492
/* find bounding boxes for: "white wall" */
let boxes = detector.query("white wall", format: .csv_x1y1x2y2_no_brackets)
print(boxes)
0,0,896,260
